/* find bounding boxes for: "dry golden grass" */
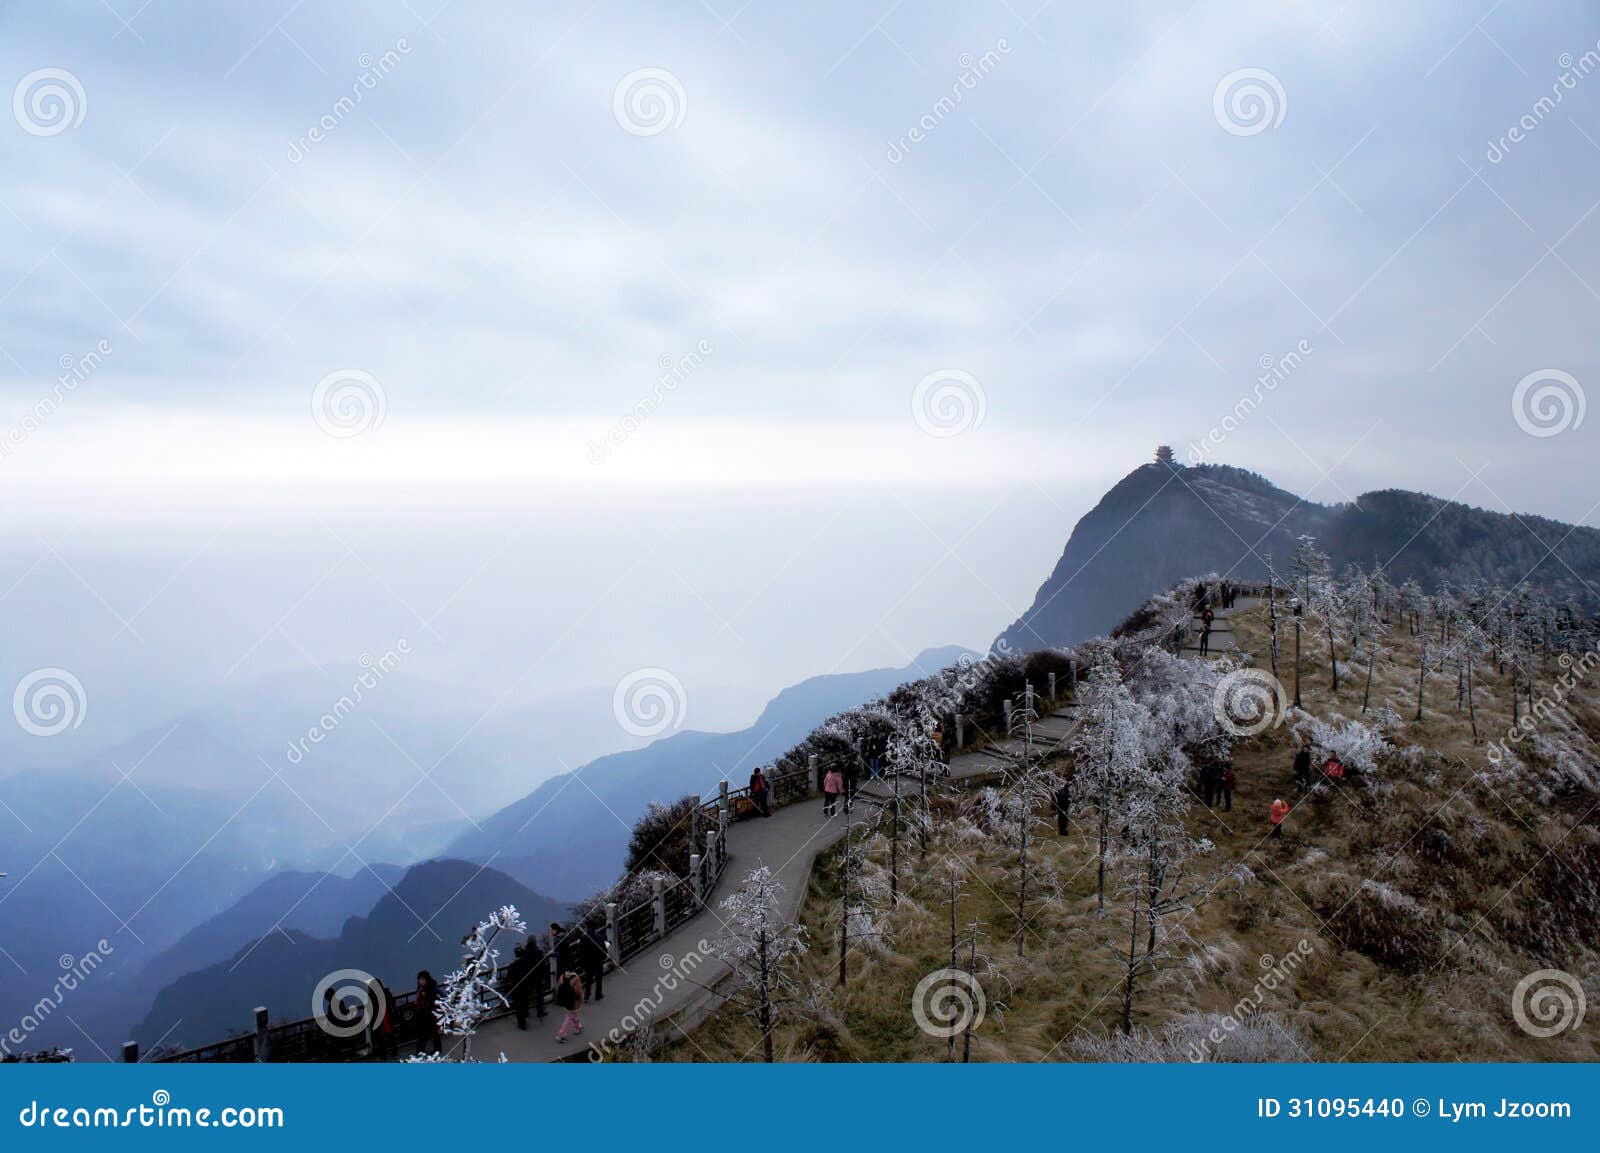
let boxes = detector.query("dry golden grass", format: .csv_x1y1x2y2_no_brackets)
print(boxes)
661,601,1600,1062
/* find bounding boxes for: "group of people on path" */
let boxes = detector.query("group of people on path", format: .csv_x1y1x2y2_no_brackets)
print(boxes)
501,920,610,1044
1199,759,1236,810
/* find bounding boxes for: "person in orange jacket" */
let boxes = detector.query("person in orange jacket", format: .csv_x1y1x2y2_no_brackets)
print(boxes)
1270,798,1290,838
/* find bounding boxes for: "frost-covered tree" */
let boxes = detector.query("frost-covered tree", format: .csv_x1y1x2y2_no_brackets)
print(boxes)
1071,648,1152,915
409,904,526,1063
709,866,807,1063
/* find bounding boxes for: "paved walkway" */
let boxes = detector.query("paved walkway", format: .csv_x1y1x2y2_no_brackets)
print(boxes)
471,702,1079,1062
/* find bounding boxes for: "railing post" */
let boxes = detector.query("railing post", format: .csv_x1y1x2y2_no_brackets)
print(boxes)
705,830,719,880
955,713,965,748
122,1041,139,1063
808,754,818,793
651,875,666,939
690,853,703,905
1003,699,1013,731
689,795,700,862
1067,659,1077,695
1048,671,1056,700
605,901,621,965
252,1006,270,1063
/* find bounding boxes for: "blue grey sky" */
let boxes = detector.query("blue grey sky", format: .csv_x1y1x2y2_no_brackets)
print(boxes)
0,2,1597,766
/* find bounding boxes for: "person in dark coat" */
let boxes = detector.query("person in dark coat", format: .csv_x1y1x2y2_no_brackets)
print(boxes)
1053,779,1072,835
529,935,550,1019
1200,763,1220,808
548,922,570,974
1220,765,1236,812
579,923,607,1003
749,767,771,817
506,945,533,1030
1293,745,1312,791
1199,608,1215,656
414,971,442,1056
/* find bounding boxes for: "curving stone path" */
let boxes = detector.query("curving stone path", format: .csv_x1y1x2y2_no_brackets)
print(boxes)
468,703,1080,1062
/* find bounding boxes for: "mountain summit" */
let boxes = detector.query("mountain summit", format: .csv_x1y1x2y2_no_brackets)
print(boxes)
997,460,1600,652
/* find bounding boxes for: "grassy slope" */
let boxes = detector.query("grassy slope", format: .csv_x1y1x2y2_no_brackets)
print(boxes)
663,600,1600,1062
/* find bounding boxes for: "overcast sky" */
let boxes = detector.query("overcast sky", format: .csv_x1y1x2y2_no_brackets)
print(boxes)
1,1,1597,761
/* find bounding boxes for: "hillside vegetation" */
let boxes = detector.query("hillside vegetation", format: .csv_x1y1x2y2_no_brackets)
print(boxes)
664,574,1600,1062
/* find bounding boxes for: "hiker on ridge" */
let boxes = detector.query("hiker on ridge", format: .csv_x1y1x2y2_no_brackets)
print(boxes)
822,765,844,817
749,766,771,818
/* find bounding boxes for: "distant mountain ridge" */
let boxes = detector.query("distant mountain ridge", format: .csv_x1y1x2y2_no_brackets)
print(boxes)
997,461,1600,652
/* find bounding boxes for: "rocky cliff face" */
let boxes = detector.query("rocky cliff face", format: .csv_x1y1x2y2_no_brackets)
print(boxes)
997,462,1600,652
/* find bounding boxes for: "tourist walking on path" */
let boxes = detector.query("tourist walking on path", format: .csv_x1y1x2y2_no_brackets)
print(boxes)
749,767,771,817
554,972,585,1043
822,767,843,817
415,971,442,1056
1220,765,1236,812
1270,798,1290,839
548,922,571,974
843,751,859,813
579,923,607,1003
1053,778,1072,834
1200,763,1220,807
1199,608,1215,656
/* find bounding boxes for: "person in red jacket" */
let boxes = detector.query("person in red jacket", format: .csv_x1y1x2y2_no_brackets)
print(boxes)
1270,798,1290,838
